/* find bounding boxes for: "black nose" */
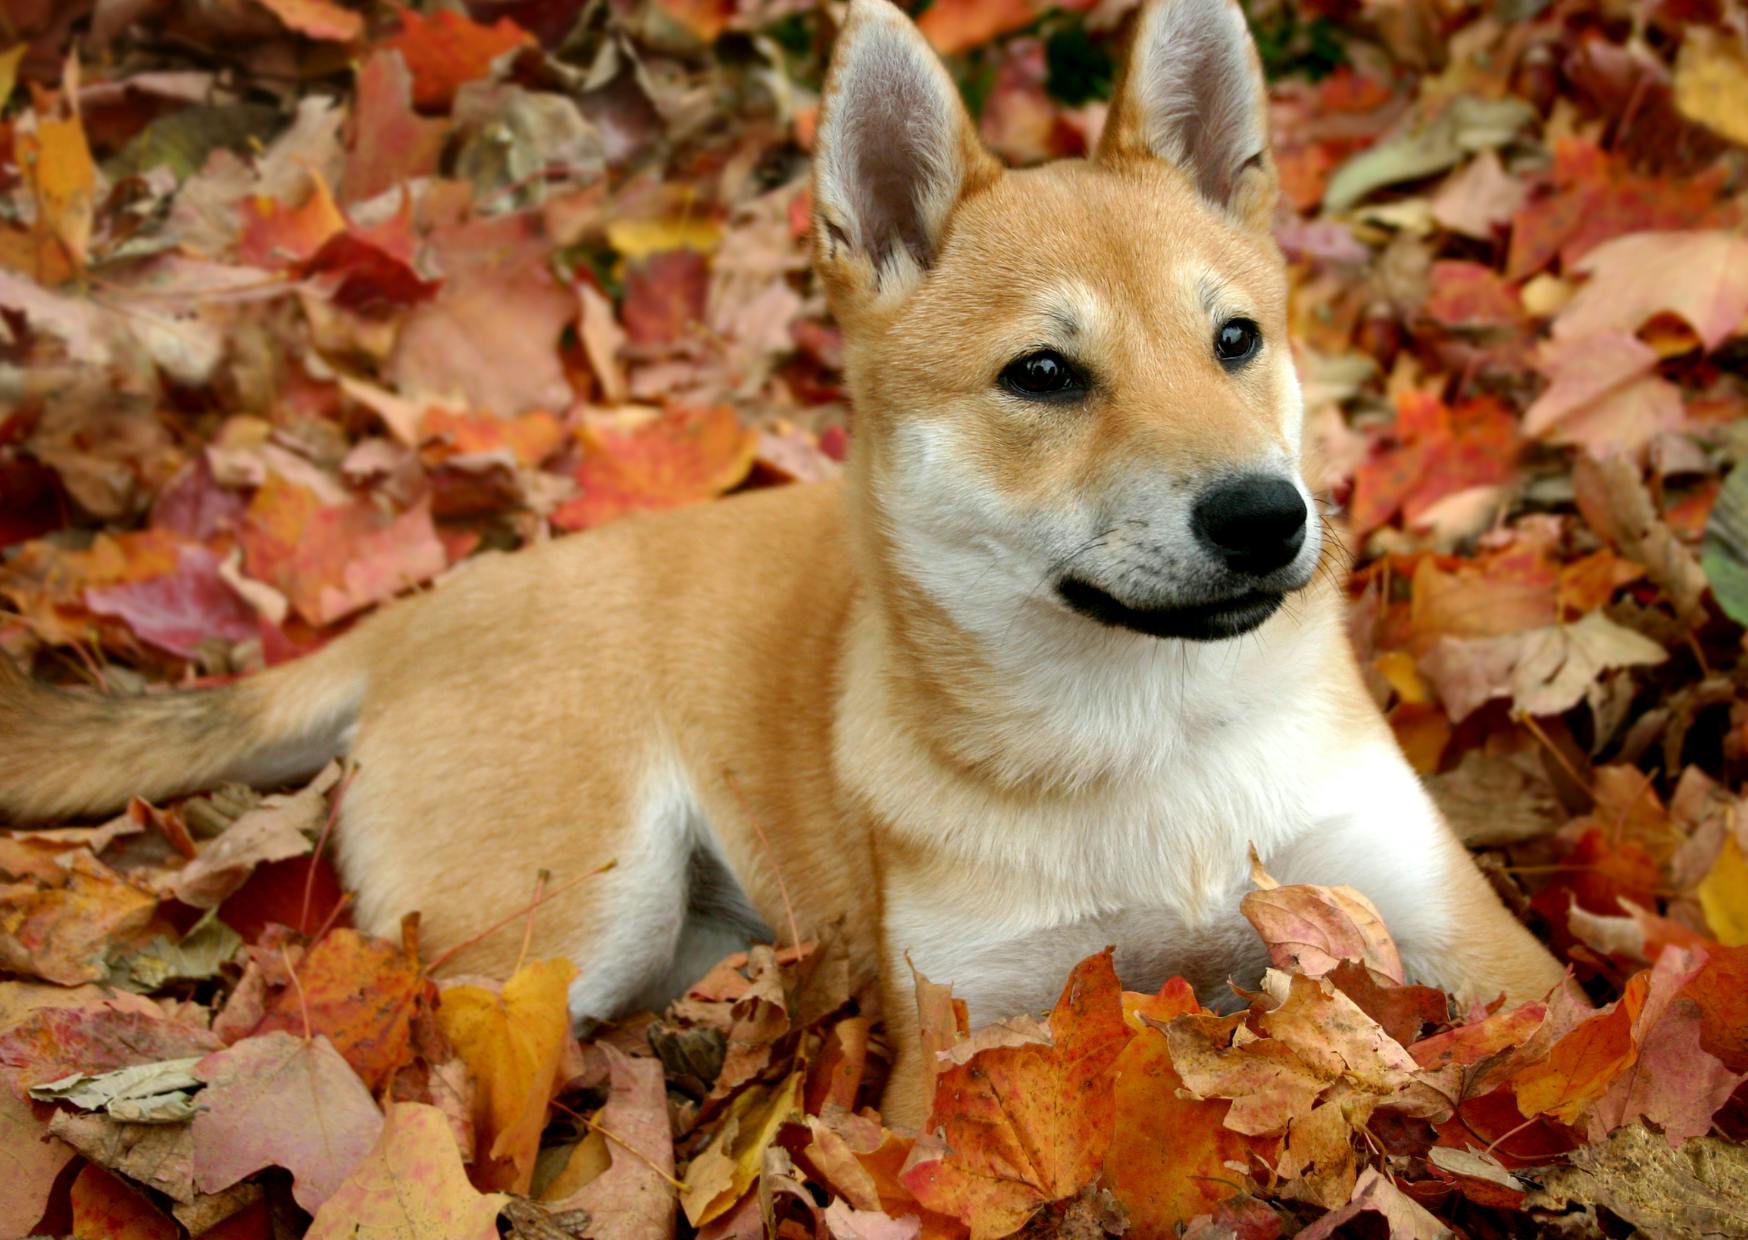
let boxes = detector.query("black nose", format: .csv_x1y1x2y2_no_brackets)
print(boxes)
1191,476,1308,577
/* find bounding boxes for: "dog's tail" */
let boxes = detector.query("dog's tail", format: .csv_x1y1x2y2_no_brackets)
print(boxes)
0,629,372,823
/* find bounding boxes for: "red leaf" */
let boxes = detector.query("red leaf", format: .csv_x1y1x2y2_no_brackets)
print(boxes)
84,542,262,658
382,8,533,110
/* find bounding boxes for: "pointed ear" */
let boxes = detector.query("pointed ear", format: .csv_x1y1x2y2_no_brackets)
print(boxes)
1097,0,1277,229
812,0,1000,303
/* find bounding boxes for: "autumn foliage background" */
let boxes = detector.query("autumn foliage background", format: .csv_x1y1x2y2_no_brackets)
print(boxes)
2,0,1748,1236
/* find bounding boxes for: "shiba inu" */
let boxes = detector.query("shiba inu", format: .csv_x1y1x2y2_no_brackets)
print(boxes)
0,0,1565,1125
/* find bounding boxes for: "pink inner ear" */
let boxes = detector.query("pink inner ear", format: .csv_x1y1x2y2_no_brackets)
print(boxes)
815,9,984,277
1126,0,1267,211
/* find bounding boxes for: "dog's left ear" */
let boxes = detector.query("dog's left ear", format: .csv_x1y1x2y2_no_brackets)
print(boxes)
1097,0,1276,231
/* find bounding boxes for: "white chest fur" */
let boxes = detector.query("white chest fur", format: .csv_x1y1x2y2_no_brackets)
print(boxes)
836,599,1388,1021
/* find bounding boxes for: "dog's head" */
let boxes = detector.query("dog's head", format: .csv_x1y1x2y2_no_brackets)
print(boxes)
813,0,1317,644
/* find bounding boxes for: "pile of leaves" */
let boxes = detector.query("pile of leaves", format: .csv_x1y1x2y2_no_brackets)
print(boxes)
2,0,1748,1235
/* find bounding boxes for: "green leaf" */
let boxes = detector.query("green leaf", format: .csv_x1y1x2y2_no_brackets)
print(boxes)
1702,462,1748,626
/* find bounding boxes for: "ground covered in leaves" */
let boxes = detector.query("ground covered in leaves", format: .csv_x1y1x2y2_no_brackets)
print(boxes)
2,0,1748,1236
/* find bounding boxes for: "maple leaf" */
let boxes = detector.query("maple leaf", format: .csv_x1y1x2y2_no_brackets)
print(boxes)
83,542,263,658
343,52,450,205
1513,947,1743,1144
239,476,448,627
543,1043,676,1239
308,1101,508,1240
435,956,578,1194
69,1162,181,1240
1553,230,1748,353
191,1031,384,1213
553,406,759,532
1104,981,1277,1234
384,8,533,110
899,949,1132,1239
0,1085,74,1237
248,927,431,1090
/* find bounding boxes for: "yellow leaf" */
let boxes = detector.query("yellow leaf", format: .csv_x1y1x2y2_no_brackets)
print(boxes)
0,45,25,111
1374,651,1429,705
435,957,579,1194
1675,28,1748,148
679,1069,802,1226
1698,833,1748,948
23,106,97,271
605,216,721,261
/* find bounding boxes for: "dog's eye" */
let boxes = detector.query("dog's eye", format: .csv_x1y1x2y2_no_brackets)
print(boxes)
1214,318,1261,367
999,350,1086,400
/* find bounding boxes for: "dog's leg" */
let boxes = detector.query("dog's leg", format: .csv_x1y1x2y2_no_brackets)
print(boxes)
1275,737,1567,1008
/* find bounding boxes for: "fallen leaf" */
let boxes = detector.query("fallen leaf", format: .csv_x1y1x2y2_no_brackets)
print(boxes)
1702,461,1748,628
1294,1166,1446,1240
31,1055,204,1123
554,406,758,531
1419,610,1669,723
681,1069,803,1226
49,1108,195,1203
250,0,363,42
84,542,263,658
308,1101,508,1240
0,851,160,984
248,927,430,1090
436,956,578,1193
171,770,328,908
1698,834,1748,947
900,949,1132,1239
1674,27,1748,148
192,1031,385,1213
0,1085,74,1238
1241,866,1405,984
539,1044,674,1237
69,1162,181,1240
384,8,532,110
1553,230,1748,353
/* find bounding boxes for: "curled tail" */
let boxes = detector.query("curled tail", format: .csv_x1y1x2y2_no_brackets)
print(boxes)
0,632,371,823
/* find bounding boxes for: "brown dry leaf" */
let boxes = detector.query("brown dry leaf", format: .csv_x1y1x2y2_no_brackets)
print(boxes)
1573,454,1710,627
1525,1123,1748,1237
1242,861,1406,983
49,1108,195,1203
170,767,330,908
1295,1166,1448,1240
435,956,579,1194
1420,610,1668,722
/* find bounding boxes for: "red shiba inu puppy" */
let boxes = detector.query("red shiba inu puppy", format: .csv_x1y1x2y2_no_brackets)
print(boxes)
1,0,1564,1124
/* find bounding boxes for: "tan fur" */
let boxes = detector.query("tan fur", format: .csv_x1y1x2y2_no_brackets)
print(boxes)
0,0,1563,1128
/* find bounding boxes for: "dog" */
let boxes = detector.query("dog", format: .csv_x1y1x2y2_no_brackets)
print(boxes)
0,0,1565,1126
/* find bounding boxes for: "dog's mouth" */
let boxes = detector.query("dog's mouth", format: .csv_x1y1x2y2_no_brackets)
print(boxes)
1056,576,1285,641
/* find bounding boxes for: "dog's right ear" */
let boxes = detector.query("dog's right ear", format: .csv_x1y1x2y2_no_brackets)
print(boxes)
812,0,1000,306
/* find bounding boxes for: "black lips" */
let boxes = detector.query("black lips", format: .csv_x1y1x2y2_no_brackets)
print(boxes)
1056,576,1284,641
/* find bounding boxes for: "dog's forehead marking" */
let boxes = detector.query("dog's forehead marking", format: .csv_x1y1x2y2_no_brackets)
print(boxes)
1034,281,1106,340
